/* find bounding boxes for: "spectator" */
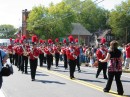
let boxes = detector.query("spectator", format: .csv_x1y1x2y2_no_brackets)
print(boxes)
99,40,124,95
0,49,8,89
124,43,130,69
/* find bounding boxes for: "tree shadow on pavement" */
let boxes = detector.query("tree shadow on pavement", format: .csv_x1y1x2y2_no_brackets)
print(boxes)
78,78,105,83
35,79,66,85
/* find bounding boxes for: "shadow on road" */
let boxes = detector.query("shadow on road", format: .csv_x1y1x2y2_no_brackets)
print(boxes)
35,73,49,76
53,69,69,72
78,78,105,83
35,79,66,85
26,71,49,76
121,80,130,83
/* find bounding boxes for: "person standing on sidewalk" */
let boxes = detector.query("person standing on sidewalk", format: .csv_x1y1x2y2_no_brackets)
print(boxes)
99,40,124,95
0,49,8,89
124,43,130,69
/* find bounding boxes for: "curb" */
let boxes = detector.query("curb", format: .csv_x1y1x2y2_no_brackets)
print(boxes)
122,69,130,73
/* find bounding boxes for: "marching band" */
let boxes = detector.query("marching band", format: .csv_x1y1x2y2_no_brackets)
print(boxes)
0,33,129,96
2,34,129,84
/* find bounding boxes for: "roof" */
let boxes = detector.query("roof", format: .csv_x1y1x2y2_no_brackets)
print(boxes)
97,29,111,39
71,23,92,36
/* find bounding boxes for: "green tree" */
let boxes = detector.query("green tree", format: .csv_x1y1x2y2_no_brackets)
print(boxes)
77,0,109,32
109,0,130,42
27,2,75,40
0,24,16,39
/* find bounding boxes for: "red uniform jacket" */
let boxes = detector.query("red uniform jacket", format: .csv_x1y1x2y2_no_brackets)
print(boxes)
17,46,23,55
96,48,107,60
38,46,43,54
61,47,67,55
44,47,54,55
75,46,80,56
53,46,60,54
8,45,13,53
126,46,130,58
29,47,39,60
66,46,77,60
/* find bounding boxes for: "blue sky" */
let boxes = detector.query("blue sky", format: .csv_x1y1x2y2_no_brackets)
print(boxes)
0,0,126,28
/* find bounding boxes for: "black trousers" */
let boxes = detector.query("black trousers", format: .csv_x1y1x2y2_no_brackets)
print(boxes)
39,54,44,66
104,72,124,94
43,54,46,64
0,75,2,89
12,54,15,65
96,61,107,78
76,56,80,71
68,59,76,78
18,55,23,71
55,53,60,67
9,54,13,64
21,56,28,73
50,54,53,65
30,59,38,79
14,53,18,66
64,54,68,69
46,54,52,70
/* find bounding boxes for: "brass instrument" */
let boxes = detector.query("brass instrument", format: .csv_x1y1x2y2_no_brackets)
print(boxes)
70,47,77,59
29,47,38,59
22,45,28,56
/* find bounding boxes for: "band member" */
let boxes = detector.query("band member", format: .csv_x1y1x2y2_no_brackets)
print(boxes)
21,41,29,74
28,35,39,81
12,43,15,65
54,38,60,67
7,43,13,64
96,43,108,79
75,38,81,72
61,39,68,69
14,39,19,67
44,39,54,70
17,39,24,71
38,39,44,67
19,35,29,74
66,36,77,79
43,43,47,64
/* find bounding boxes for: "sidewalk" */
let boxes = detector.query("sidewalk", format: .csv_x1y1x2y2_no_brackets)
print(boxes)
0,90,5,97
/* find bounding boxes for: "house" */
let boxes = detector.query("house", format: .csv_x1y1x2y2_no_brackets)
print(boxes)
90,29,114,47
69,23,92,45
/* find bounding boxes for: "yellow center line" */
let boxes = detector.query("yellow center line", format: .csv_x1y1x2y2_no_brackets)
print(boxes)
38,67,127,97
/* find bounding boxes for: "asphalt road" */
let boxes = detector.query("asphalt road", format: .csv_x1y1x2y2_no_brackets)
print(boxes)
1,60,130,97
